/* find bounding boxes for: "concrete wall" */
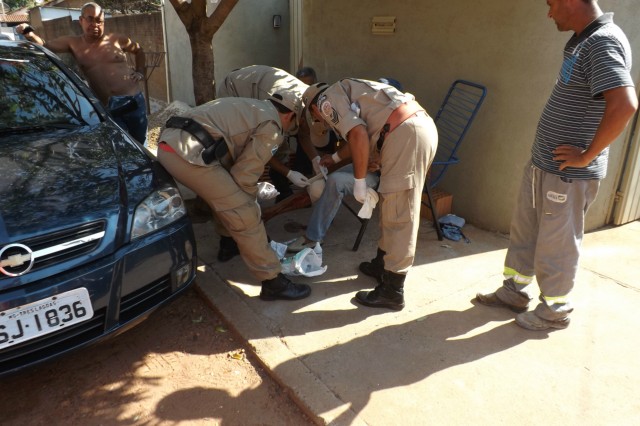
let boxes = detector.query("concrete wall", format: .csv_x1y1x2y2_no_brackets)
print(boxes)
107,12,168,103
301,0,640,232
163,0,290,106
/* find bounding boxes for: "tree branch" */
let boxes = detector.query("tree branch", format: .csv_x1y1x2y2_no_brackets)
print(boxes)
168,0,193,28
207,0,239,34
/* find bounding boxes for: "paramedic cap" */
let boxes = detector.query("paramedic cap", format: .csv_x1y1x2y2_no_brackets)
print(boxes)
269,89,302,118
302,82,329,109
269,89,303,132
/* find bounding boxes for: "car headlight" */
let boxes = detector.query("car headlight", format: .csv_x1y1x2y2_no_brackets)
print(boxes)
131,187,187,239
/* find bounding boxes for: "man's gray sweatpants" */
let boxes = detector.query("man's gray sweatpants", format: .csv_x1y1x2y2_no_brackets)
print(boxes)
501,162,599,320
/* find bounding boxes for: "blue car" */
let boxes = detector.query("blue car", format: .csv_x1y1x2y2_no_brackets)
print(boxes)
0,41,197,376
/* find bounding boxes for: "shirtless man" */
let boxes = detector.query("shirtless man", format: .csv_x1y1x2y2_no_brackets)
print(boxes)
16,2,148,146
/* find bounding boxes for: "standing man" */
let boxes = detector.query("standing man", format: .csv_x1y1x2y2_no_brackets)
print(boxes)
16,2,148,146
156,92,311,301
476,0,637,330
303,79,438,310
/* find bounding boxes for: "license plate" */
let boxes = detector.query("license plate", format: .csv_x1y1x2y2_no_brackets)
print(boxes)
0,288,94,350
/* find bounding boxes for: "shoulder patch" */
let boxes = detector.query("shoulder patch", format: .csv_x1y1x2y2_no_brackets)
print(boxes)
319,94,339,125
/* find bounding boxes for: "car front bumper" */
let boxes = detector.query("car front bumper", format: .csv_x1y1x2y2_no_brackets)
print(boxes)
0,218,197,377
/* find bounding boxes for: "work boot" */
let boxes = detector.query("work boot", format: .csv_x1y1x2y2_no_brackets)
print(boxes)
475,279,531,313
358,248,385,284
515,311,570,331
260,273,311,301
355,270,405,310
475,291,528,313
217,236,240,262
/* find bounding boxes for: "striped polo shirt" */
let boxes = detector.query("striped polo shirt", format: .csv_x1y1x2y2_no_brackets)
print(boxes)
532,13,634,180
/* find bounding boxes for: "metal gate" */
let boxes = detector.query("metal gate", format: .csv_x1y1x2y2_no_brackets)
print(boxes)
289,0,303,73
613,93,640,225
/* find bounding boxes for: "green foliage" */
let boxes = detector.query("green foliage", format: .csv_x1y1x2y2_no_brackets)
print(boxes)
97,0,162,14
4,0,37,11
2,0,160,13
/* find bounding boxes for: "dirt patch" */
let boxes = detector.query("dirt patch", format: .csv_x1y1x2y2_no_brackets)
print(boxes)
0,287,312,425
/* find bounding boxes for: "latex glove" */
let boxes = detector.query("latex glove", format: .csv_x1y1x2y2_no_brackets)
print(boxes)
357,188,380,219
354,178,367,203
312,156,322,174
257,181,279,200
286,170,310,187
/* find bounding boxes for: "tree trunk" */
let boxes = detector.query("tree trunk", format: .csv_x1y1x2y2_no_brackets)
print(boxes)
169,0,238,105
189,34,215,105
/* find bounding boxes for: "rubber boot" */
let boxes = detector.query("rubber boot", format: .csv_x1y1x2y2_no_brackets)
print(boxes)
217,236,240,262
260,273,311,301
355,270,405,310
358,248,385,284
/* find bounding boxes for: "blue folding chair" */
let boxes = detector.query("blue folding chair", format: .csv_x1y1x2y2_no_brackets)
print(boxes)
422,80,487,240
346,80,486,250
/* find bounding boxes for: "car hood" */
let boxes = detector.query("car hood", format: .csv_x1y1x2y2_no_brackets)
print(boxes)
0,123,154,244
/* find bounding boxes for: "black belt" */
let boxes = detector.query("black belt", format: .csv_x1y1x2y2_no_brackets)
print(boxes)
165,116,228,164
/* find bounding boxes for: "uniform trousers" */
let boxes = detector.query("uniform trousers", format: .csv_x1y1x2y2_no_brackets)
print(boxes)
500,162,599,320
157,149,281,281
377,112,438,274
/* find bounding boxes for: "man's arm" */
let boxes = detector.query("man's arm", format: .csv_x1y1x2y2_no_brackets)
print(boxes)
267,157,290,178
267,156,309,188
346,125,369,179
119,35,145,81
554,86,638,170
15,23,72,53
296,118,321,163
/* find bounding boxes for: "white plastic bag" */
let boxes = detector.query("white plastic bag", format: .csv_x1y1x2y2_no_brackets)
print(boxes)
280,243,327,277
270,240,288,259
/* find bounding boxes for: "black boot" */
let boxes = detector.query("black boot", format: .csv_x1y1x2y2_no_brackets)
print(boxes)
355,270,405,310
217,236,240,262
359,248,385,284
260,273,311,301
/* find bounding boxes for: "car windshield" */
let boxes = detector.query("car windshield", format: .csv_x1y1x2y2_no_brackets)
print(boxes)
0,46,100,131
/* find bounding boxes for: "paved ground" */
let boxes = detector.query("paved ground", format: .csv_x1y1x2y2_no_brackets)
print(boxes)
193,198,640,426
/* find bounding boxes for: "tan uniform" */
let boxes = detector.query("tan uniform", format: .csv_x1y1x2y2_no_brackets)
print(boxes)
217,65,308,102
216,65,329,158
304,107,331,148
158,97,284,280
318,79,438,273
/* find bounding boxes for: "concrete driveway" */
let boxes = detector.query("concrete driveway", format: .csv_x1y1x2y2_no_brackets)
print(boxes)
193,200,640,425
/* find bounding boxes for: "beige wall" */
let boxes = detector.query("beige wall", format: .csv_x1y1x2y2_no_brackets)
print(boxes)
301,0,640,232
163,0,290,106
